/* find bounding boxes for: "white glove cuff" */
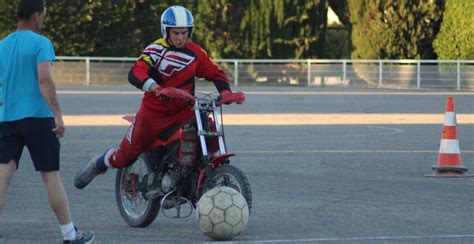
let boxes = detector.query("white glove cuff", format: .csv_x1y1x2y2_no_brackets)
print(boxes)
142,78,157,92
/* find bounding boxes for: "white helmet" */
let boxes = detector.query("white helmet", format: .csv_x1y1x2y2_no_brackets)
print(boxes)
160,6,194,39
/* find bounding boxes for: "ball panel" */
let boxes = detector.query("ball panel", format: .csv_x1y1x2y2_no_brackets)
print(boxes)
225,206,242,226
203,187,221,197
213,222,233,240
232,194,247,209
220,186,240,195
232,222,245,235
197,197,214,215
208,207,224,224
197,216,213,233
214,191,233,209
242,204,249,224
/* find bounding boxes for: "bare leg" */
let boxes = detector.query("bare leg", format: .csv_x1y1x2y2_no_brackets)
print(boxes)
41,171,72,225
0,160,16,217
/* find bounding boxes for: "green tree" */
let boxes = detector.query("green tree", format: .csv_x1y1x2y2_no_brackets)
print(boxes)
348,0,444,86
43,1,175,56
325,0,351,59
328,0,351,29
192,0,248,59
0,1,176,56
42,1,99,56
349,0,444,60
433,0,474,88
433,0,474,59
0,0,343,59
248,0,326,58
321,27,351,59
0,0,18,39
195,0,327,59
271,0,327,59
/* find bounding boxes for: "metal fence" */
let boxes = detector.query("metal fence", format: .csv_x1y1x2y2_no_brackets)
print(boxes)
53,57,474,90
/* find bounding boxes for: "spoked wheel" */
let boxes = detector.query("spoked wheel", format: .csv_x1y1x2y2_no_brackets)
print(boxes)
115,154,160,227
204,164,253,212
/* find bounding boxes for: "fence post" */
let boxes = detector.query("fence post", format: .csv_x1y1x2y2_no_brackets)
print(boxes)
456,61,461,90
233,60,239,87
307,60,311,87
343,60,347,81
417,61,421,89
85,57,90,86
378,60,383,87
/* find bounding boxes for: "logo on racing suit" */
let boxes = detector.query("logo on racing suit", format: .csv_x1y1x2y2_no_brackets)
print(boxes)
158,51,195,77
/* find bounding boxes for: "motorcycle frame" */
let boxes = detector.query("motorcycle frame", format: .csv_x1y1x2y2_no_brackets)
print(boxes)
122,96,236,199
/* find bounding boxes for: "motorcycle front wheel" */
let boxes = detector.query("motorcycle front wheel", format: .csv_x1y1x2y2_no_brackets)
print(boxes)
204,164,253,212
115,154,160,227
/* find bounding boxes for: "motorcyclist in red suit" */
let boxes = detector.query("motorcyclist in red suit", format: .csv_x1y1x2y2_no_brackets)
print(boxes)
74,5,244,189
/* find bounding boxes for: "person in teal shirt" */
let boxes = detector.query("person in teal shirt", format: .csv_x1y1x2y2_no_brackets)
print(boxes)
0,28,55,121
0,0,94,243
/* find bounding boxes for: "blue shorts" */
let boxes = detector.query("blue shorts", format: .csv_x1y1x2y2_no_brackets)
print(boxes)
0,118,60,172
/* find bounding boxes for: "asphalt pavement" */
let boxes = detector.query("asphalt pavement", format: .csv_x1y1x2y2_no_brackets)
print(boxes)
0,85,473,243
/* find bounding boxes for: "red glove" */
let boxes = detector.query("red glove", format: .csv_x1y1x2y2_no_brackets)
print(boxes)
217,90,245,105
155,87,195,102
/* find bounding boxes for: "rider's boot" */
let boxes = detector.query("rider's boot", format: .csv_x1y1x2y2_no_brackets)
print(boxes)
162,199,177,209
74,154,108,189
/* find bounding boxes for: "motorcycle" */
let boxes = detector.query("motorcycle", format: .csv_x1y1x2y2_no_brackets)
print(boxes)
115,92,252,227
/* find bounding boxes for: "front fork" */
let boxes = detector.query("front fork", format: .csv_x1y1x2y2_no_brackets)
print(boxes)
194,101,226,194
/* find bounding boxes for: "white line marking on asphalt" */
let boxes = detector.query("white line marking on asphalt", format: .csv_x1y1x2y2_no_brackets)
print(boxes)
237,150,474,154
235,234,474,243
336,125,404,137
58,90,142,94
245,91,474,95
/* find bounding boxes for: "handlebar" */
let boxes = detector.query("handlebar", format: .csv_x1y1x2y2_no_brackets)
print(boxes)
124,91,243,123
195,91,245,107
156,89,245,107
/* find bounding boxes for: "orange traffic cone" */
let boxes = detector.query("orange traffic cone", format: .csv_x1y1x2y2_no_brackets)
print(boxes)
425,96,473,177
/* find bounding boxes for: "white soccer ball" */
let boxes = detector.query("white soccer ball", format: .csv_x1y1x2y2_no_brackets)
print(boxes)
196,186,249,240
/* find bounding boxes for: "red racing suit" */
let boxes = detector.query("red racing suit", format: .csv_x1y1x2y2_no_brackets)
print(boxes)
105,38,230,168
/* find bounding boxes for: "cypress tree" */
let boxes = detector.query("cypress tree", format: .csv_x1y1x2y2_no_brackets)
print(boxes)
433,0,474,88
433,0,474,60
350,0,444,60
349,0,444,86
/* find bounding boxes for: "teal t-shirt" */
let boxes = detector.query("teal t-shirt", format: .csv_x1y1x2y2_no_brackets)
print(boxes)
0,30,55,122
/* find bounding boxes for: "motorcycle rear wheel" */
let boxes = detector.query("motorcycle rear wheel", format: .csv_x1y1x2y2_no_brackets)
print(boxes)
115,154,160,227
204,164,253,212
